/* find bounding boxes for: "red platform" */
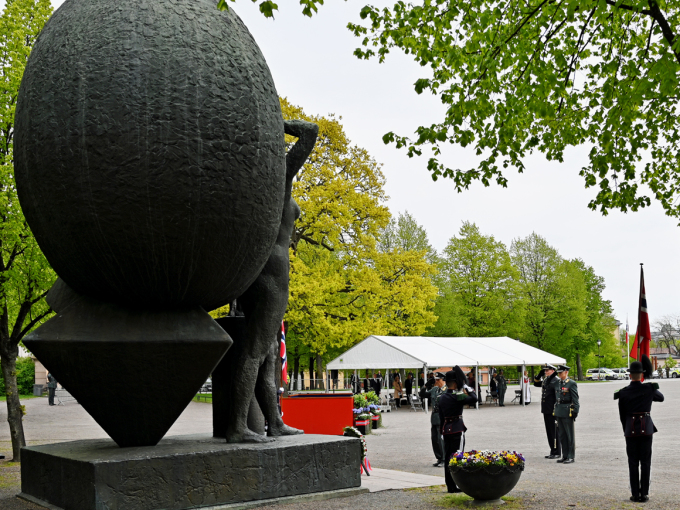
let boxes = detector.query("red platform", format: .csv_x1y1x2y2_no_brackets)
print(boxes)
281,393,354,435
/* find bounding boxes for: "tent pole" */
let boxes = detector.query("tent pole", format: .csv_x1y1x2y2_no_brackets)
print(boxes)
475,363,479,410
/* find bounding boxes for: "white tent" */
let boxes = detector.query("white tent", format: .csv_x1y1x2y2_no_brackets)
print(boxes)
327,336,566,409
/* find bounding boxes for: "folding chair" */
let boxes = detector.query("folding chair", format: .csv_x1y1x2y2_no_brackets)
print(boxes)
485,389,499,406
511,390,522,404
409,394,424,412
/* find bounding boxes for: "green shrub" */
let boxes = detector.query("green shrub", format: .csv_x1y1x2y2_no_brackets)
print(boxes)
0,357,36,395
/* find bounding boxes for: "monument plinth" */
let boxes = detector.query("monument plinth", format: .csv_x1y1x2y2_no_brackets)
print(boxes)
20,435,362,510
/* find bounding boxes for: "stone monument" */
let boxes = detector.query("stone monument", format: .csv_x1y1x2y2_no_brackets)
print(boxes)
15,0,361,508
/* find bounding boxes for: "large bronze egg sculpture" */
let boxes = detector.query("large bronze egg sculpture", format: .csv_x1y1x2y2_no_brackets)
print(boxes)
15,0,285,311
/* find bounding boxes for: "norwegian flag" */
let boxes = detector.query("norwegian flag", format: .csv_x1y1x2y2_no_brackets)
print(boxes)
630,265,651,361
280,321,288,386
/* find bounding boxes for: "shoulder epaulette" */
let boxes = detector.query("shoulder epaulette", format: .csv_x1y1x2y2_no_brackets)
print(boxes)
613,388,621,400
644,382,659,390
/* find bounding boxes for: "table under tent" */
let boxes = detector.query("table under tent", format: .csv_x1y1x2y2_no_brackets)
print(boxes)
326,336,566,409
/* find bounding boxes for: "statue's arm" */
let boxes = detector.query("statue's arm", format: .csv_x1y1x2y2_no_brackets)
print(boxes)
284,120,319,181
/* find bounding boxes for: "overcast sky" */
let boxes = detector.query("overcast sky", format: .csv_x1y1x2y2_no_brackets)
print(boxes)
41,0,680,328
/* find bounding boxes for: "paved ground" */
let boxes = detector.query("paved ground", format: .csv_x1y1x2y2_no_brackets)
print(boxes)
1,380,678,509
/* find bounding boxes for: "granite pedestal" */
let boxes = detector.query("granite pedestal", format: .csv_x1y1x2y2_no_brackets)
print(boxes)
20,434,361,510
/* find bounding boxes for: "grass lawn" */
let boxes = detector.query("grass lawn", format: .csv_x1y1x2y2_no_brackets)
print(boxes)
0,394,41,401
193,393,212,403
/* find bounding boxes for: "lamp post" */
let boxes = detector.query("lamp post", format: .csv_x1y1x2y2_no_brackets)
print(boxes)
597,340,602,380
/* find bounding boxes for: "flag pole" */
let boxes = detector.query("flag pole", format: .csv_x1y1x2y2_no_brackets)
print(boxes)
637,264,643,361
626,314,629,370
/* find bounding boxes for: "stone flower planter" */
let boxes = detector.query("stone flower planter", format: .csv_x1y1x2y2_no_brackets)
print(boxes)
449,465,523,505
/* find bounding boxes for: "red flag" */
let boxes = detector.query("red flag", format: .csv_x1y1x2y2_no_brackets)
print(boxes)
630,266,651,360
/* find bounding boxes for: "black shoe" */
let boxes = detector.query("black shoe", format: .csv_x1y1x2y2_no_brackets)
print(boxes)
433,461,443,467
548,454,561,459
556,458,566,463
562,458,575,464
447,487,463,493
630,496,639,502
639,496,649,503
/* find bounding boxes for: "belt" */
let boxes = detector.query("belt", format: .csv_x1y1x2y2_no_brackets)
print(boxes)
630,413,650,434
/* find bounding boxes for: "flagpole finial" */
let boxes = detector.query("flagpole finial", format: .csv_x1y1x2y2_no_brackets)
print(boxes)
640,263,643,266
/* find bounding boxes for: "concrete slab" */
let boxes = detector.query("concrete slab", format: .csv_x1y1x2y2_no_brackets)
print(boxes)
361,467,444,492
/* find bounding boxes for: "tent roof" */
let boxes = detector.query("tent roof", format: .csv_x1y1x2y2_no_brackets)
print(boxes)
326,336,566,370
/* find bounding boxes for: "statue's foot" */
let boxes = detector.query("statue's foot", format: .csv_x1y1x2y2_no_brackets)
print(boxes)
226,428,275,444
269,423,304,437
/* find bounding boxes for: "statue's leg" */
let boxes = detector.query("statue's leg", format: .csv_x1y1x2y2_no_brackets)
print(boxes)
224,350,274,443
255,347,303,436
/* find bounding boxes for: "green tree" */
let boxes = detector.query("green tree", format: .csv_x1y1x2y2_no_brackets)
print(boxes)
379,211,439,265
430,222,523,338
510,233,564,351
282,99,438,385
0,0,55,461
348,1,680,220
0,0,54,461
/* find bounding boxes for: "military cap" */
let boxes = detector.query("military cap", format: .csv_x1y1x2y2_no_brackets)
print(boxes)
629,361,644,374
445,370,456,383
434,372,445,380
543,364,557,371
556,364,570,373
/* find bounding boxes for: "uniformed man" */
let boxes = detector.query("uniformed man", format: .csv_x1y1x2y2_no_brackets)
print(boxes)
554,364,579,464
495,370,507,406
47,372,57,406
533,363,561,459
616,357,664,503
423,372,446,466
439,367,477,493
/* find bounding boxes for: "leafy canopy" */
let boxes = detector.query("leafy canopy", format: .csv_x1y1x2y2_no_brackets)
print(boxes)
282,99,438,356
346,1,680,219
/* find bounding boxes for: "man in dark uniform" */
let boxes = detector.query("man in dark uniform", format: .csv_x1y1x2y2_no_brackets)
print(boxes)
439,367,477,493
405,372,414,400
616,357,664,503
533,363,561,459
495,369,507,406
423,372,445,466
554,364,579,464
47,372,57,406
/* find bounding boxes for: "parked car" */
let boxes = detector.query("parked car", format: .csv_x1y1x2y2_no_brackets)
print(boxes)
611,368,629,380
669,367,680,378
585,368,617,381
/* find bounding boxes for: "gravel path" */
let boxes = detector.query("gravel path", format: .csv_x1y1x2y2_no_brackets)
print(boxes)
1,380,678,509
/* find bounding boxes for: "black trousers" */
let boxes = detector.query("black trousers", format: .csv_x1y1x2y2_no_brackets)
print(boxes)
48,387,55,406
443,433,463,492
626,435,653,498
497,388,506,405
431,424,443,461
543,413,561,456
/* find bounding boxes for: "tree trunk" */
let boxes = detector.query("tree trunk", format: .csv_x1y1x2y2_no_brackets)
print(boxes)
292,350,299,391
316,354,324,390
576,353,583,381
0,348,26,461
308,356,315,390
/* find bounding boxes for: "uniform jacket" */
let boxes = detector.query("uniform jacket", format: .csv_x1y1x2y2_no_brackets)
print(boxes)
426,385,444,425
495,375,507,392
405,377,413,394
47,373,57,389
617,381,664,437
554,378,579,415
438,388,477,434
534,372,559,414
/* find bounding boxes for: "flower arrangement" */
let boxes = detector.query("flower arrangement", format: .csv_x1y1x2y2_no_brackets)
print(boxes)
449,450,525,472
343,426,367,460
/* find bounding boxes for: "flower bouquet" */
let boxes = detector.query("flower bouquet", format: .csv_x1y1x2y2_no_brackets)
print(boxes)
448,450,525,502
